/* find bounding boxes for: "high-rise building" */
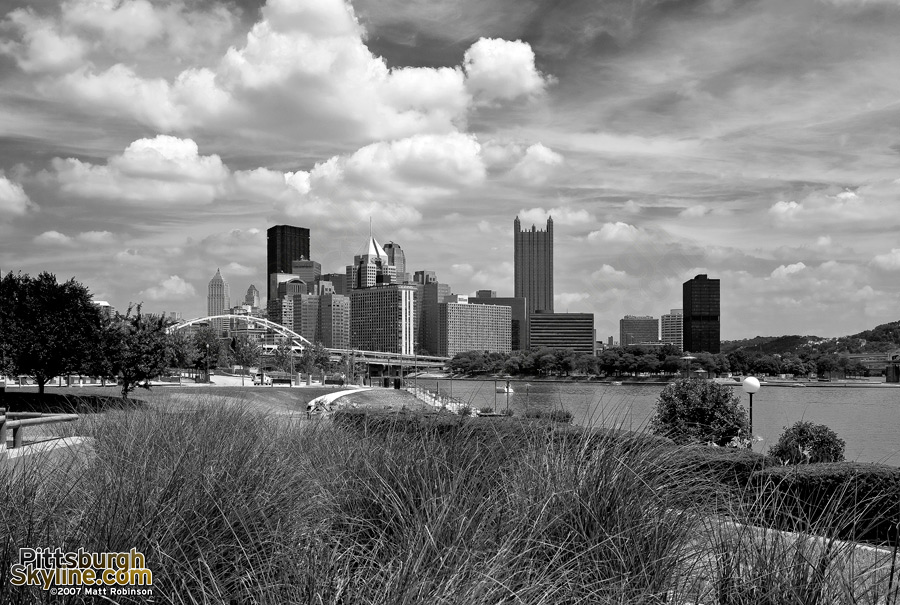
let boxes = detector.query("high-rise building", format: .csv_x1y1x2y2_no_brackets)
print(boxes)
321,273,347,296
291,258,322,291
683,274,720,353
267,225,310,302
346,236,397,289
529,312,594,355
437,300,511,356
207,269,230,334
292,293,320,344
470,292,528,350
413,270,437,285
350,285,416,354
383,242,410,283
619,315,659,346
514,216,554,316
661,309,684,350
422,280,451,354
318,294,350,349
245,284,260,308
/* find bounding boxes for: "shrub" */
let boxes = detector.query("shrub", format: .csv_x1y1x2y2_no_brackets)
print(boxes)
478,406,495,414
548,409,573,424
748,462,900,545
672,445,776,490
649,378,749,445
457,404,472,416
768,421,845,464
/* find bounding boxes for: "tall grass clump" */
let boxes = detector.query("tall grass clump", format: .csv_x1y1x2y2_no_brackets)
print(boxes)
2,394,897,604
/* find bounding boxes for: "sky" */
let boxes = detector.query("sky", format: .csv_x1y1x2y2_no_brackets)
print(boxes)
1,0,900,342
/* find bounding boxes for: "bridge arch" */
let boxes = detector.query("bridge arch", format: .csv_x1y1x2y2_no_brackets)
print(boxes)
167,315,313,349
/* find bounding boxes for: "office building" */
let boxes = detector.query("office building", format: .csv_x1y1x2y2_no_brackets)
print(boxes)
514,216,553,315
318,293,350,349
321,273,347,296
93,301,117,320
266,296,294,333
438,300,511,357
244,285,260,308
207,269,230,334
267,225,310,302
529,312,595,355
683,274,720,353
346,236,397,289
661,309,684,350
414,270,437,285
470,291,528,350
383,242,410,283
619,315,659,347
349,284,416,354
422,280,451,354
269,272,300,304
291,258,322,291
292,293,320,344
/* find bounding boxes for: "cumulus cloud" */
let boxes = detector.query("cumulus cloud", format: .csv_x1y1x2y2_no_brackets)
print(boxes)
591,264,629,282
508,143,564,185
225,262,255,276
554,292,590,309
767,185,900,230
0,8,88,73
140,275,197,301
872,248,900,271
679,205,709,218
770,262,807,279
33,231,73,246
463,38,552,104
52,135,229,205
587,222,644,243
0,176,35,216
76,231,116,244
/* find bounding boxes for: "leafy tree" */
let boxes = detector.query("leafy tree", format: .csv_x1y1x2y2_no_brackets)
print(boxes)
166,329,197,373
0,271,103,394
297,341,331,375
768,421,845,464
231,335,261,386
650,378,749,446
272,341,295,374
192,326,223,381
103,305,170,399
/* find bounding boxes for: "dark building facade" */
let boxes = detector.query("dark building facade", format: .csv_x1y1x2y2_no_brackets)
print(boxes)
267,225,310,302
470,293,528,350
529,312,595,355
683,274,720,353
514,216,553,316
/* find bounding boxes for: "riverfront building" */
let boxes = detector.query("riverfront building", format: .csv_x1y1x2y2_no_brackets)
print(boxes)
267,225,310,302
661,309,683,350
349,284,416,354
207,269,230,334
470,292,528,350
437,299,511,357
683,274,720,353
619,315,659,347
514,216,553,316
529,312,595,355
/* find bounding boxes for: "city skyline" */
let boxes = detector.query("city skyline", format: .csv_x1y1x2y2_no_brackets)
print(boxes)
2,0,900,342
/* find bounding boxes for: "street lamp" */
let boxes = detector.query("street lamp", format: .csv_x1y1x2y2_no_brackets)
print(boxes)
205,343,210,384
742,376,761,448
681,355,696,380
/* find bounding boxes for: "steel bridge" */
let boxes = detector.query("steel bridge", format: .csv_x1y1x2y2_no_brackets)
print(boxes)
168,315,449,370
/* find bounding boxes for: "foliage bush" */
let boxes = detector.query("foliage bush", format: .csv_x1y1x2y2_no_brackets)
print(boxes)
768,420,845,464
672,445,776,490
748,462,900,545
649,378,749,445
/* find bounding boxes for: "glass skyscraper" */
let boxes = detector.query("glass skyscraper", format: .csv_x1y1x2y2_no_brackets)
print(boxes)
683,274,720,353
267,225,310,302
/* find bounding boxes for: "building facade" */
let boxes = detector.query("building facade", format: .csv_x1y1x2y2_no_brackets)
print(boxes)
514,216,554,316
619,315,659,346
291,258,322,290
529,312,595,355
318,294,350,349
469,292,528,350
661,309,683,350
321,273,347,296
422,280,451,354
267,225,310,302
683,274,720,353
383,242,410,283
349,285,416,354
438,301,511,357
244,284,260,308
346,236,397,289
207,268,231,334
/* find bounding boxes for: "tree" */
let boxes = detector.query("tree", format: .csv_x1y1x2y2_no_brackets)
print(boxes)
166,329,197,375
768,421,845,464
297,341,331,375
192,326,222,381
0,271,103,394
230,335,261,386
273,342,294,374
103,305,170,399
649,378,749,445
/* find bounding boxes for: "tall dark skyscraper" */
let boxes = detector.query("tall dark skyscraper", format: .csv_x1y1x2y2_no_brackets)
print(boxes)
683,274,720,353
514,216,553,316
267,225,310,302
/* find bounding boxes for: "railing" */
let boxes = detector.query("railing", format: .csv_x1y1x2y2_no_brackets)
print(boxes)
0,408,79,460
404,386,467,413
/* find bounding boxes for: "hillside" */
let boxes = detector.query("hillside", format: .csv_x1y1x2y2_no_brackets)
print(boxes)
723,319,900,356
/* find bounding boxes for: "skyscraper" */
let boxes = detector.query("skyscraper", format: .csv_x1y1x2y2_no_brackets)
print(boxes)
383,242,409,283
661,309,683,350
683,274,720,353
514,216,553,316
267,225,310,302
619,315,659,346
207,269,230,334
346,236,397,289
245,284,260,308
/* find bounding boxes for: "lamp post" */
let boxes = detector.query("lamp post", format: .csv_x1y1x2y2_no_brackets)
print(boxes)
681,355,696,380
205,343,210,384
742,376,761,449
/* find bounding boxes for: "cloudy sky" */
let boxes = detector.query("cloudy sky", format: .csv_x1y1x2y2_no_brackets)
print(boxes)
1,0,899,341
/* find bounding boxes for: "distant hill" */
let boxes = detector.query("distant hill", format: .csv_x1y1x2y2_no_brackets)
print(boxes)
723,319,900,356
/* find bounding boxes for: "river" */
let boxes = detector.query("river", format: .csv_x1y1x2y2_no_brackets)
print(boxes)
413,378,900,467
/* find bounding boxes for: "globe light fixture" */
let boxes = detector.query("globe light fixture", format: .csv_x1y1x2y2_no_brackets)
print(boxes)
742,376,761,447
